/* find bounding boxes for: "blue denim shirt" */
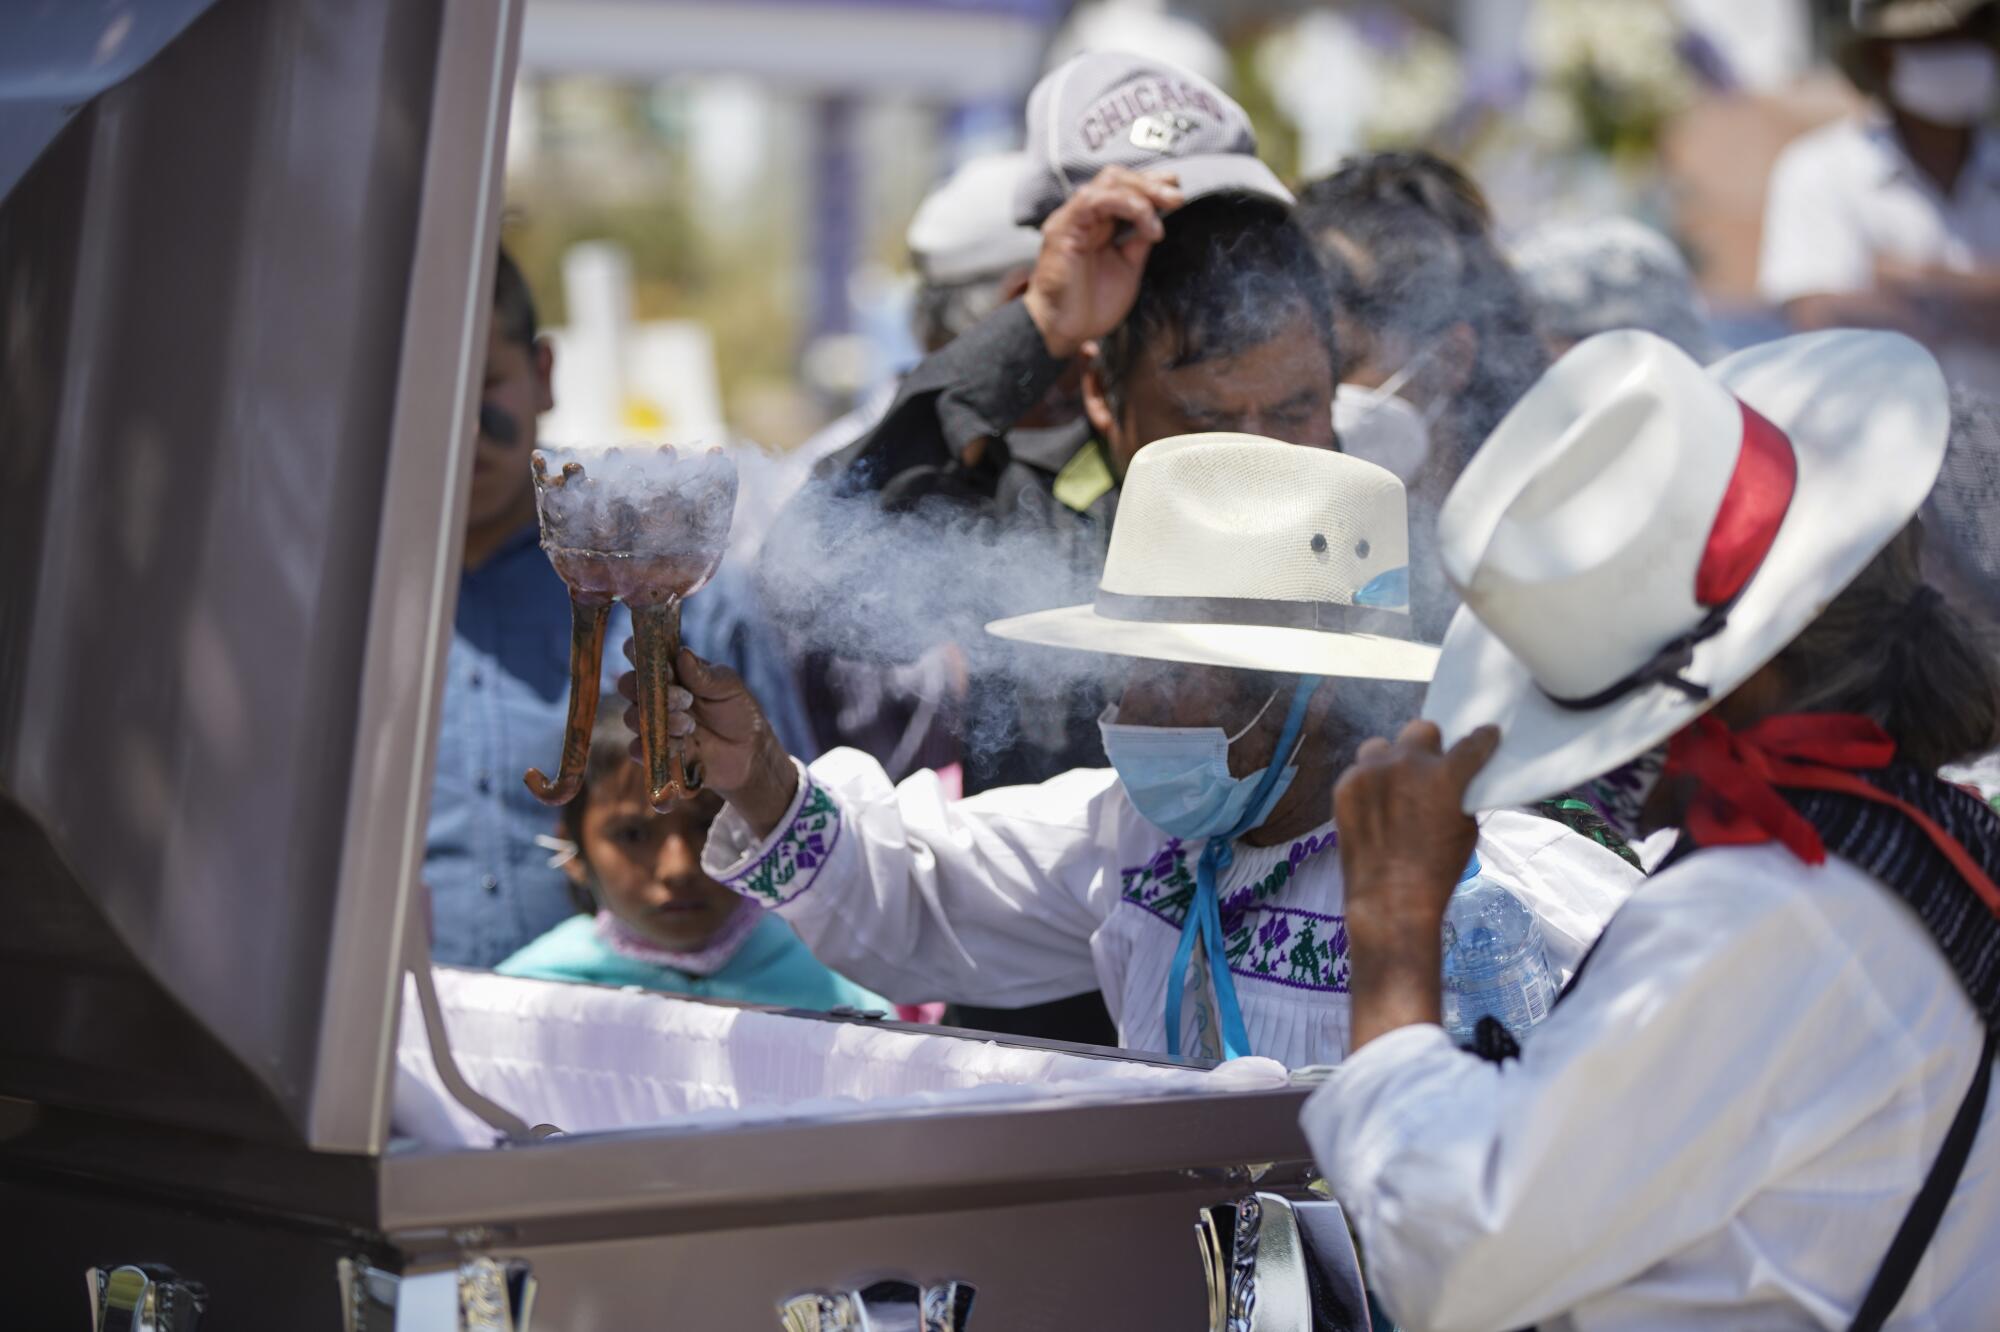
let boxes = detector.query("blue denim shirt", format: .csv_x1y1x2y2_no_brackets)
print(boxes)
426,524,816,968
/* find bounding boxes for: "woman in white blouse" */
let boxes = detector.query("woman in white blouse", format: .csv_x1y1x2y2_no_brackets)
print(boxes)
1315,328,1999,1329
642,432,1637,1069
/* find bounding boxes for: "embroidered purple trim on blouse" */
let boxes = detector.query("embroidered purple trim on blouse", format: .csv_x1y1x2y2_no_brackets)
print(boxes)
1118,831,1349,993
724,773,843,907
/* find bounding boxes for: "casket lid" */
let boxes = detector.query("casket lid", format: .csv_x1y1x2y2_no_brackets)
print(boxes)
0,0,520,1153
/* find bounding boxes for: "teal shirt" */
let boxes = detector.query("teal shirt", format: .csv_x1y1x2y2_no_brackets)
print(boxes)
497,912,889,1013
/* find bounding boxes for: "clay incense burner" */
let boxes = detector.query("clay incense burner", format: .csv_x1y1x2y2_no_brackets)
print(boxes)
524,443,738,811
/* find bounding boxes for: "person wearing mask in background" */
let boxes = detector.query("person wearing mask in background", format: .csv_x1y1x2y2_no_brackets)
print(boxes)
1512,215,1723,363
1289,152,1655,870
1309,328,2000,1329
497,713,887,1013
632,435,1634,1069
1293,152,1550,644
1760,0,2000,394
425,247,817,969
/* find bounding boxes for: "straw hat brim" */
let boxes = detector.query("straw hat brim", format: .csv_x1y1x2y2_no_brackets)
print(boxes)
987,602,1439,680
1424,329,1949,813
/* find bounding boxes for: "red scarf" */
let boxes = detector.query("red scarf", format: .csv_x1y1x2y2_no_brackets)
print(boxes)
1666,713,2000,919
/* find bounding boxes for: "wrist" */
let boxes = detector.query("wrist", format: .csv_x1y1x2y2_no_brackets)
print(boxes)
1347,934,1444,1052
734,743,800,840
1023,287,1080,360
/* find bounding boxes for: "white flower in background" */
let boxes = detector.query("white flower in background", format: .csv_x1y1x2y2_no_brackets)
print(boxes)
1049,0,1231,88
1521,84,1585,149
1366,27,1465,147
1258,10,1377,176
1259,6,1464,168
1521,0,1694,156
1528,0,1691,102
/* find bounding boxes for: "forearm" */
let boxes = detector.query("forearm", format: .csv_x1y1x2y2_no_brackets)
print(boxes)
931,301,1070,460
842,302,1069,484
704,756,1113,1006
1922,274,2000,338
732,738,802,841
1783,291,1927,338
1346,928,1443,1052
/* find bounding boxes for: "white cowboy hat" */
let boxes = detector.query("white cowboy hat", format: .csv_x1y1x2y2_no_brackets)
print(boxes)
988,432,1440,680
1423,328,1949,813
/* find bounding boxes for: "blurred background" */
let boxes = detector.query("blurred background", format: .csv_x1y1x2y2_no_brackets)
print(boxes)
503,0,1858,452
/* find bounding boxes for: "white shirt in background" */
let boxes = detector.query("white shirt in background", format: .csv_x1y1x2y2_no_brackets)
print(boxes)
1306,841,1999,1331
704,748,1638,1069
1758,114,2000,394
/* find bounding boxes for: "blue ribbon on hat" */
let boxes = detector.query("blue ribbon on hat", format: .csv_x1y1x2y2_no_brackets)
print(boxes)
1164,676,1320,1061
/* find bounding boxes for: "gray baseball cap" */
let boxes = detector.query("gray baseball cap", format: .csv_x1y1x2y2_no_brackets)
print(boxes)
1014,51,1293,226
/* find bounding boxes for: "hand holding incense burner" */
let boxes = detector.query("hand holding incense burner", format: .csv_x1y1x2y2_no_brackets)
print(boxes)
524,443,738,811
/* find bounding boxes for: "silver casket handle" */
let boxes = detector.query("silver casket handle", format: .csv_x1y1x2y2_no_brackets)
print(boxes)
88,1265,207,1332
338,1256,537,1332
779,1279,976,1331
1197,1193,1374,1332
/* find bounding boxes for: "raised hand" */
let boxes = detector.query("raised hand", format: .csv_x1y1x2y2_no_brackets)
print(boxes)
619,644,800,838
1334,719,1502,1051
1023,166,1184,359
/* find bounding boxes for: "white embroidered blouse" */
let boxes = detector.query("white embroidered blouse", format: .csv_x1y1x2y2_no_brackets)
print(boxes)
704,748,1639,1068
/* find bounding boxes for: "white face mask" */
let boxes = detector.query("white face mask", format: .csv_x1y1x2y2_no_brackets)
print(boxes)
1889,42,2000,127
1334,383,1431,484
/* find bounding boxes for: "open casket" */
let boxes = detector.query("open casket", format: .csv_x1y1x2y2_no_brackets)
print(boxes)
0,0,1347,1327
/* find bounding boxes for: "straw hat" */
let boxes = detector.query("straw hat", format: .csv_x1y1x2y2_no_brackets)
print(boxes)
1422,329,1949,812
988,433,1439,680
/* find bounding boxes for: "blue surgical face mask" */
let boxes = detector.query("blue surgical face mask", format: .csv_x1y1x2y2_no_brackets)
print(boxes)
1100,690,1305,841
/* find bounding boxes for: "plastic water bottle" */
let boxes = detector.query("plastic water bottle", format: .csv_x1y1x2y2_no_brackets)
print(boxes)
1440,854,1556,1045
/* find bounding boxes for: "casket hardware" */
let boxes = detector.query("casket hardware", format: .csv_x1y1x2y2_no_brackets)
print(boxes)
1196,1193,1376,1332
1180,1164,1256,1187
337,1258,401,1332
778,1278,976,1330
336,1257,536,1332
1228,1195,1264,1332
456,1257,537,1332
86,1264,206,1332
1195,1195,1274,1332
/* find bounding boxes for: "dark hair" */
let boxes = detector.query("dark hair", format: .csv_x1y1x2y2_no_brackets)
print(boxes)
1096,193,1337,412
1295,152,1547,470
494,245,539,352
1775,524,2000,771
555,711,646,848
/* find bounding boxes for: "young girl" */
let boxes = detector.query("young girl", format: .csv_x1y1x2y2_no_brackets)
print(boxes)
499,715,888,1013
